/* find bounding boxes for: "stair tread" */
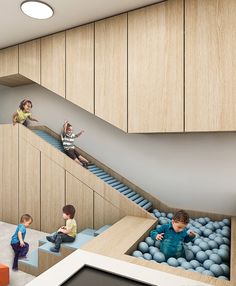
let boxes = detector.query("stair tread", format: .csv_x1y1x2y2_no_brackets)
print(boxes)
19,249,38,268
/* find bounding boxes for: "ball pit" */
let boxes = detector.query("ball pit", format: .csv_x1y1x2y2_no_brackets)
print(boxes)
132,210,231,280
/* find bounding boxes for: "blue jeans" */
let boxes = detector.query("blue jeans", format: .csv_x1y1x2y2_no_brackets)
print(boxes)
52,232,75,250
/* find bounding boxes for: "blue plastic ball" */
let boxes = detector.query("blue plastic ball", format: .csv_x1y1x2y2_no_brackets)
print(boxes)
218,248,229,262
149,246,159,256
167,257,179,267
189,260,200,269
220,244,229,251
154,211,161,218
213,222,220,229
212,248,218,254
215,236,224,246
167,213,173,219
218,276,229,280
219,222,225,228
154,240,161,248
205,250,213,256
209,253,222,264
160,212,166,217
220,264,230,277
203,229,213,237
191,245,201,255
209,233,217,240
177,257,186,264
143,253,152,260
195,266,205,273
138,242,149,253
145,237,155,246
194,238,202,246
222,219,230,226
210,264,224,277
204,217,211,223
198,218,206,225
202,270,214,277
153,252,165,263
203,259,214,270
222,237,230,245
181,261,192,270
205,223,214,231
199,241,209,251
196,251,208,263
132,250,143,258
208,240,218,250
185,249,194,261
221,229,230,238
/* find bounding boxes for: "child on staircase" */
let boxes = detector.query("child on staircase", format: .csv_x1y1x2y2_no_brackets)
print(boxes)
61,120,89,168
11,214,33,270
12,99,38,127
46,205,77,253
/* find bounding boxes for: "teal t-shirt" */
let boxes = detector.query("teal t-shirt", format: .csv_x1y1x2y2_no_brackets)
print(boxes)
11,224,26,244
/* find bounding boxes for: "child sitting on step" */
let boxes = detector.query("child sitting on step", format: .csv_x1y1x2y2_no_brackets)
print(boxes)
11,214,33,270
61,120,89,168
46,205,77,253
12,99,38,127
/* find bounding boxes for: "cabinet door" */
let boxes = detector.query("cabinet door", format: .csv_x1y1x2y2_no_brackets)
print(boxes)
66,24,94,113
128,0,184,133
41,154,65,233
19,138,41,230
66,172,93,232
0,46,18,77
186,0,236,131
0,125,18,224
19,39,40,84
41,32,65,97
95,14,127,132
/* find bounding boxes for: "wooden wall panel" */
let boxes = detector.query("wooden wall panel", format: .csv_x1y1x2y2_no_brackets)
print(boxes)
185,0,236,131
19,138,41,230
1,125,18,224
19,39,40,84
41,154,65,233
95,14,127,132
66,24,94,113
41,32,65,97
66,172,93,232
0,46,18,77
128,0,184,133
0,126,3,220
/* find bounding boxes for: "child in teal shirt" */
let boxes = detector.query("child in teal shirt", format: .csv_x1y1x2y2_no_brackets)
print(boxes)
150,210,196,259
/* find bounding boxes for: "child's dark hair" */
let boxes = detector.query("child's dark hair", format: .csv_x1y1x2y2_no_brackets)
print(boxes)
173,210,189,224
20,214,33,223
66,123,72,129
63,205,75,219
19,99,33,110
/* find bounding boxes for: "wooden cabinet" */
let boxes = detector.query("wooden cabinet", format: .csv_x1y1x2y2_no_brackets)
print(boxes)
128,0,184,133
19,138,41,230
66,24,94,113
41,154,65,233
0,46,18,77
19,39,40,84
185,0,236,132
0,125,18,224
66,172,93,232
41,32,65,98
95,14,127,132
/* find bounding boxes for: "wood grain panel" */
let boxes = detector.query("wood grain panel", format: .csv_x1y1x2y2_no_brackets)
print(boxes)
19,39,40,84
66,172,93,232
41,153,65,232
185,0,236,131
128,0,184,133
19,138,41,230
0,45,18,77
41,32,65,97
1,124,18,224
66,24,94,113
95,14,127,131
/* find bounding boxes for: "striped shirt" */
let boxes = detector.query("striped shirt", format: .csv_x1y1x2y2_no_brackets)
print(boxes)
61,133,77,150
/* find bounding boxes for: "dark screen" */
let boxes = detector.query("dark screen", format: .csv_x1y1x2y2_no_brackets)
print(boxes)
62,266,153,286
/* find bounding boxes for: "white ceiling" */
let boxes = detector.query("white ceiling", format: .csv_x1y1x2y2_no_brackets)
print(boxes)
0,0,162,49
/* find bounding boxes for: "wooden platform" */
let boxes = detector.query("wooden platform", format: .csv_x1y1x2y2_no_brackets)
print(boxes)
82,216,236,286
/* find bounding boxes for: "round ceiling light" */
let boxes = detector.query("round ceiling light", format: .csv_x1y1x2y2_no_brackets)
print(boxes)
21,1,54,19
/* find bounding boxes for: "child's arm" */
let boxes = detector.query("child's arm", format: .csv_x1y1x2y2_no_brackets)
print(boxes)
150,224,166,241
58,226,72,234
12,112,18,125
28,116,38,122
75,130,84,137
18,231,25,247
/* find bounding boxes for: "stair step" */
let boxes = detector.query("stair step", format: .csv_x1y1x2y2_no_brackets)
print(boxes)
19,249,38,268
80,228,96,236
39,243,62,256
94,225,111,237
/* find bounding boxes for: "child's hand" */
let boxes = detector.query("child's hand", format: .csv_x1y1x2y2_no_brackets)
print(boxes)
156,233,164,240
188,230,196,237
20,240,25,247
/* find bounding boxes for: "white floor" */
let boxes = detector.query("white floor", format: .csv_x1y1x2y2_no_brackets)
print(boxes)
0,221,48,286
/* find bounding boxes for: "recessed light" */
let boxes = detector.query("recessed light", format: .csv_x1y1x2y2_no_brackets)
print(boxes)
21,1,54,20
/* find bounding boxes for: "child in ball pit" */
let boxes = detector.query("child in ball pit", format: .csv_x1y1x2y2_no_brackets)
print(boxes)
150,209,196,260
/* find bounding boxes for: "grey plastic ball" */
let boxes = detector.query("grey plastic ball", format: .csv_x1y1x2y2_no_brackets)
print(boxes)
167,257,179,267
185,249,194,261
154,240,161,248
204,217,211,223
219,222,225,228
219,244,229,251
222,218,230,226
149,246,159,256
221,229,230,238
213,222,220,229
195,266,205,273
153,252,165,263
203,259,214,270
222,237,230,246
209,233,217,240
143,253,152,261
212,248,218,254
208,240,218,250
154,211,161,218
145,237,155,246
198,218,206,225
181,261,192,270
203,229,213,237
194,238,202,246
218,276,229,280
202,270,215,277
196,251,208,263
167,213,173,219
199,241,209,251
138,242,149,253
218,248,229,262
220,264,230,277
214,236,224,246
205,250,213,256
132,250,143,258
177,257,186,264
160,212,166,217
191,245,201,255
189,260,200,269
210,264,224,277
205,223,214,231
209,253,222,264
